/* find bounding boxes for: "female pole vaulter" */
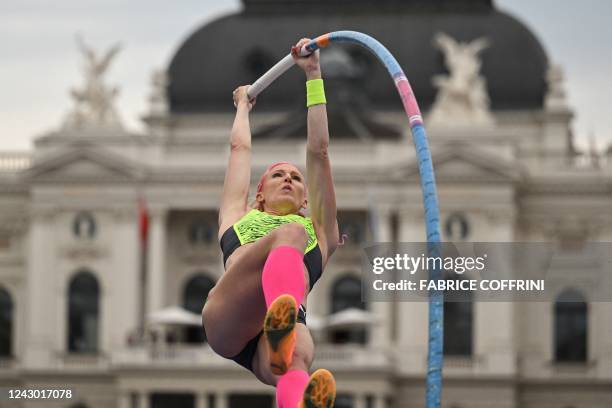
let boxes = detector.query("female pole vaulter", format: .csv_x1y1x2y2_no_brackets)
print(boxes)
203,38,339,408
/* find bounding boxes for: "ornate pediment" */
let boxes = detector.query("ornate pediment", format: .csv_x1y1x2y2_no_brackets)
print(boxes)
397,145,521,183
24,147,145,183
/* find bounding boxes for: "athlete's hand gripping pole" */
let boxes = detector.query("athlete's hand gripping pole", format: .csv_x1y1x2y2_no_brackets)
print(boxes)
246,37,326,100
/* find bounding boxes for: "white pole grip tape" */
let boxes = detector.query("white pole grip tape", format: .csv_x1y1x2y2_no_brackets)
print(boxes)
246,45,311,100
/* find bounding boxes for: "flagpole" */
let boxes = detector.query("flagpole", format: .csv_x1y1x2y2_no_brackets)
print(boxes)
138,195,149,342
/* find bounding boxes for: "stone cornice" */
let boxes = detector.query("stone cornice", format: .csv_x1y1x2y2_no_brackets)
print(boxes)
0,215,28,233
396,143,524,184
520,181,611,195
0,181,28,193
34,129,156,148
59,243,110,261
22,145,148,184
28,205,61,221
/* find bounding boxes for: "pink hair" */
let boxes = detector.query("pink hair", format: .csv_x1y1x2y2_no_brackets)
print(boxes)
257,162,292,194
254,162,306,214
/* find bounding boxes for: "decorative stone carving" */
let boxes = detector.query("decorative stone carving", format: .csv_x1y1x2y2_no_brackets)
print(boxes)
61,243,108,260
588,133,601,169
526,216,601,243
110,207,138,222
63,36,123,130
428,32,494,127
29,206,60,222
545,63,569,111
148,69,169,116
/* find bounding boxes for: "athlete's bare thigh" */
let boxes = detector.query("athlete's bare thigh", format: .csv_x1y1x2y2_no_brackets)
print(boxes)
203,231,310,358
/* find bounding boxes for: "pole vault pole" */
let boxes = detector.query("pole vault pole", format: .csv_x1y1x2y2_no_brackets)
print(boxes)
247,31,443,408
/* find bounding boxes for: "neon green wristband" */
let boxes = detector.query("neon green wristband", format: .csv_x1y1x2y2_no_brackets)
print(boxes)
306,79,326,107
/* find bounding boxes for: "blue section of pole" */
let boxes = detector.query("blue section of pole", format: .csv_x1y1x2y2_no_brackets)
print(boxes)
326,33,443,408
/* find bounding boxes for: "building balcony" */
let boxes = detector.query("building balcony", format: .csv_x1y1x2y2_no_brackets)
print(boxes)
313,344,391,372
109,342,391,373
110,344,238,370
55,352,111,372
0,152,31,173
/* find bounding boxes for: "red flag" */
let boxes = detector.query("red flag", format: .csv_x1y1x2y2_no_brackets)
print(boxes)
138,196,149,244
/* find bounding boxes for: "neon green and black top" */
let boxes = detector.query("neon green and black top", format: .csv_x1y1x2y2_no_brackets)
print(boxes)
220,209,323,289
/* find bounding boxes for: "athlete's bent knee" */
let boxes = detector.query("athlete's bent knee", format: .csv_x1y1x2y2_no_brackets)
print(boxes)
201,302,227,357
201,287,217,326
291,342,314,371
290,348,313,372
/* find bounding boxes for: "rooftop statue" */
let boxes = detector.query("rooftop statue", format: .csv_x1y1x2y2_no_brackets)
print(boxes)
147,69,169,116
63,36,123,130
545,63,569,111
428,32,494,127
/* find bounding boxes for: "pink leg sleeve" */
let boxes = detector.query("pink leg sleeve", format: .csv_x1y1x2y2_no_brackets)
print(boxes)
262,245,305,308
276,369,309,408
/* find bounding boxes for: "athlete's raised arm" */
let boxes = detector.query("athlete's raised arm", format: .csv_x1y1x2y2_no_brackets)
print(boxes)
218,86,256,235
291,38,340,259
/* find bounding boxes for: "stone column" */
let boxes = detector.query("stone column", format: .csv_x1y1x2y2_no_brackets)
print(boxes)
598,301,612,377
217,392,228,408
370,204,393,349
109,208,140,351
477,211,516,376
146,208,167,315
137,392,149,408
23,207,56,369
354,394,366,408
117,391,131,408
374,394,386,408
195,393,207,408
594,223,612,378
396,209,429,375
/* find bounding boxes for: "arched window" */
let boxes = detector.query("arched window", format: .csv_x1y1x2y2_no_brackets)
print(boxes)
183,274,215,343
68,271,100,353
72,212,96,239
554,289,587,363
444,276,473,356
0,287,13,357
330,275,367,344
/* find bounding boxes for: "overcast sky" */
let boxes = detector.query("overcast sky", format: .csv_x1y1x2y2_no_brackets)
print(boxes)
1,0,610,152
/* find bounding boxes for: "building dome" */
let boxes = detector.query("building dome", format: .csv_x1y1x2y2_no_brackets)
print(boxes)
168,0,548,113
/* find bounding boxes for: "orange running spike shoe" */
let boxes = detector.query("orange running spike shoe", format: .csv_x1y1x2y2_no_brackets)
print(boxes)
299,369,336,408
264,294,298,375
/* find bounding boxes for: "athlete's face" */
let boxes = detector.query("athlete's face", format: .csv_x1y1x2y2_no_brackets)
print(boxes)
257,164,307,215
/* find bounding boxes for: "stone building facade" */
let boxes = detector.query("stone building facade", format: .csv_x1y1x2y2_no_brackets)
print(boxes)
0,1,611,407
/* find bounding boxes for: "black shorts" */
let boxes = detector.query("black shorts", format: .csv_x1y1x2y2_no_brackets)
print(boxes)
228,304,307,372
